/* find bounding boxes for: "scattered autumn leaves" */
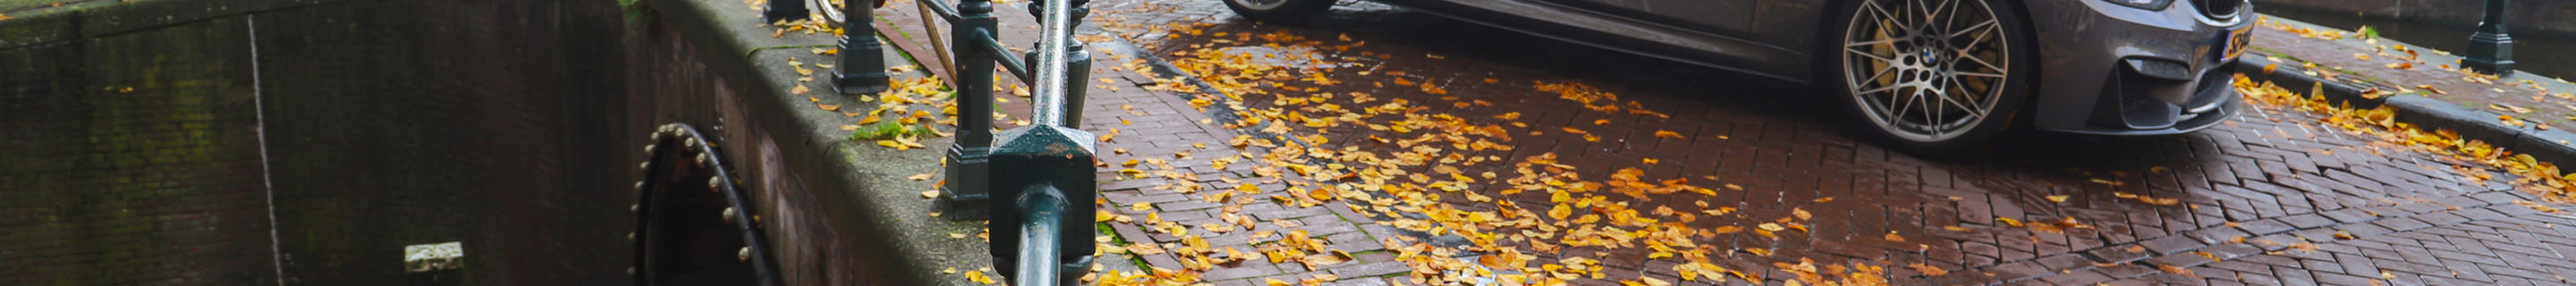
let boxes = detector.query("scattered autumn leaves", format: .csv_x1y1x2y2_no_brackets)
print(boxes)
2234,73,2576,205
1064,19,1930,286
906,7,2576,286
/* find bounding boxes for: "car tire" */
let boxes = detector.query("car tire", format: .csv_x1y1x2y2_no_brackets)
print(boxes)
1221,0,1335,22
1821,0,2034,156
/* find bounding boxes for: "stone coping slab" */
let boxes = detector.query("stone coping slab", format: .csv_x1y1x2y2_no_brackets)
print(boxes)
0,0,354,49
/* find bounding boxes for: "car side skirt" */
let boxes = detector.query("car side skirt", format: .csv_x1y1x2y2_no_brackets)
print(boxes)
1367,0,1815,83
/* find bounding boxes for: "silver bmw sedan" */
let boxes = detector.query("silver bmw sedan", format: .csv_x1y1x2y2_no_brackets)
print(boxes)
1223,0,2255,154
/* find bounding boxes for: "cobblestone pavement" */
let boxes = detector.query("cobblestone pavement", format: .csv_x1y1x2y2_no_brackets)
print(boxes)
886,2,2576,285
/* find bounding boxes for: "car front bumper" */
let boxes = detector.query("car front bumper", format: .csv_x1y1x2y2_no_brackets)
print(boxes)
2022,0,2255,135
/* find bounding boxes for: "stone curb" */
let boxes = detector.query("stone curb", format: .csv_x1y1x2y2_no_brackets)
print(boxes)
2233,55,2576,175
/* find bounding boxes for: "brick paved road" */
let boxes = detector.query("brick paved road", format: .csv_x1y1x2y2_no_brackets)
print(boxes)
883,2,2576,285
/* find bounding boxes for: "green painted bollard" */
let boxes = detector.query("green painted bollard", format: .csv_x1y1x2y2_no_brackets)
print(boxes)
835,0,892,95
2463,0,2514,75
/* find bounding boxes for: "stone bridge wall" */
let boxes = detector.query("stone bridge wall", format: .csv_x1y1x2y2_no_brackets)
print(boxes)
10,0,1091,282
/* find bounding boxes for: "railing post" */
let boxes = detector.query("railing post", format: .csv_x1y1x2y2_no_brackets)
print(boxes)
983,125,1095,286
989,0,1094,283
763,0,809,24
2463,0,2514,75
936,0,999,220
1025,0,1091,126
835,0,893,95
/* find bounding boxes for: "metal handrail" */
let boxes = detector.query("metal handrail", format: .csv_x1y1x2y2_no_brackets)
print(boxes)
771,0,1090,282
919,2,1034,81
1011,183,1068,286
1029,0,1077,126
945,0,1097,282
993,1,1091,283
763,0,1097,281
990,35,1034,82
831,0,1030,95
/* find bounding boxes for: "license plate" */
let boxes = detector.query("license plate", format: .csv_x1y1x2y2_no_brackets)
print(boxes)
2221,27,2251,59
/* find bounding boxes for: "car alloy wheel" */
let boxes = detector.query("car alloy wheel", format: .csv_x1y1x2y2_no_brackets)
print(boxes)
1232,0,1287,10
1839,0,2020,146
1220,0,1333,21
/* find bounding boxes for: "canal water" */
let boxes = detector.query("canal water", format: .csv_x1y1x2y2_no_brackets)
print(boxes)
2258,7,2576,78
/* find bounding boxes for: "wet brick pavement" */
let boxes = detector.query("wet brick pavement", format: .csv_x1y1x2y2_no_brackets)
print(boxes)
884,1,2576,285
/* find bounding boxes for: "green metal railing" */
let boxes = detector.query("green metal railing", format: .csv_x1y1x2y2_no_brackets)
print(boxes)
783,0,1100,282
973,0,1100,281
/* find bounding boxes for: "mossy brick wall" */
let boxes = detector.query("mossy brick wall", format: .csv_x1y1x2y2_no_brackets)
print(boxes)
0,0,650,284
0,17,273,285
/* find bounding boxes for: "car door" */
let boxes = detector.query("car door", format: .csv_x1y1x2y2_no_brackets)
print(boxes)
1540,0,1755,32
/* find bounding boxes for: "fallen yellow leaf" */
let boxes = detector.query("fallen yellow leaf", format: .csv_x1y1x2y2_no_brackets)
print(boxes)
2159,265,2197,277
1908,263,1948,276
